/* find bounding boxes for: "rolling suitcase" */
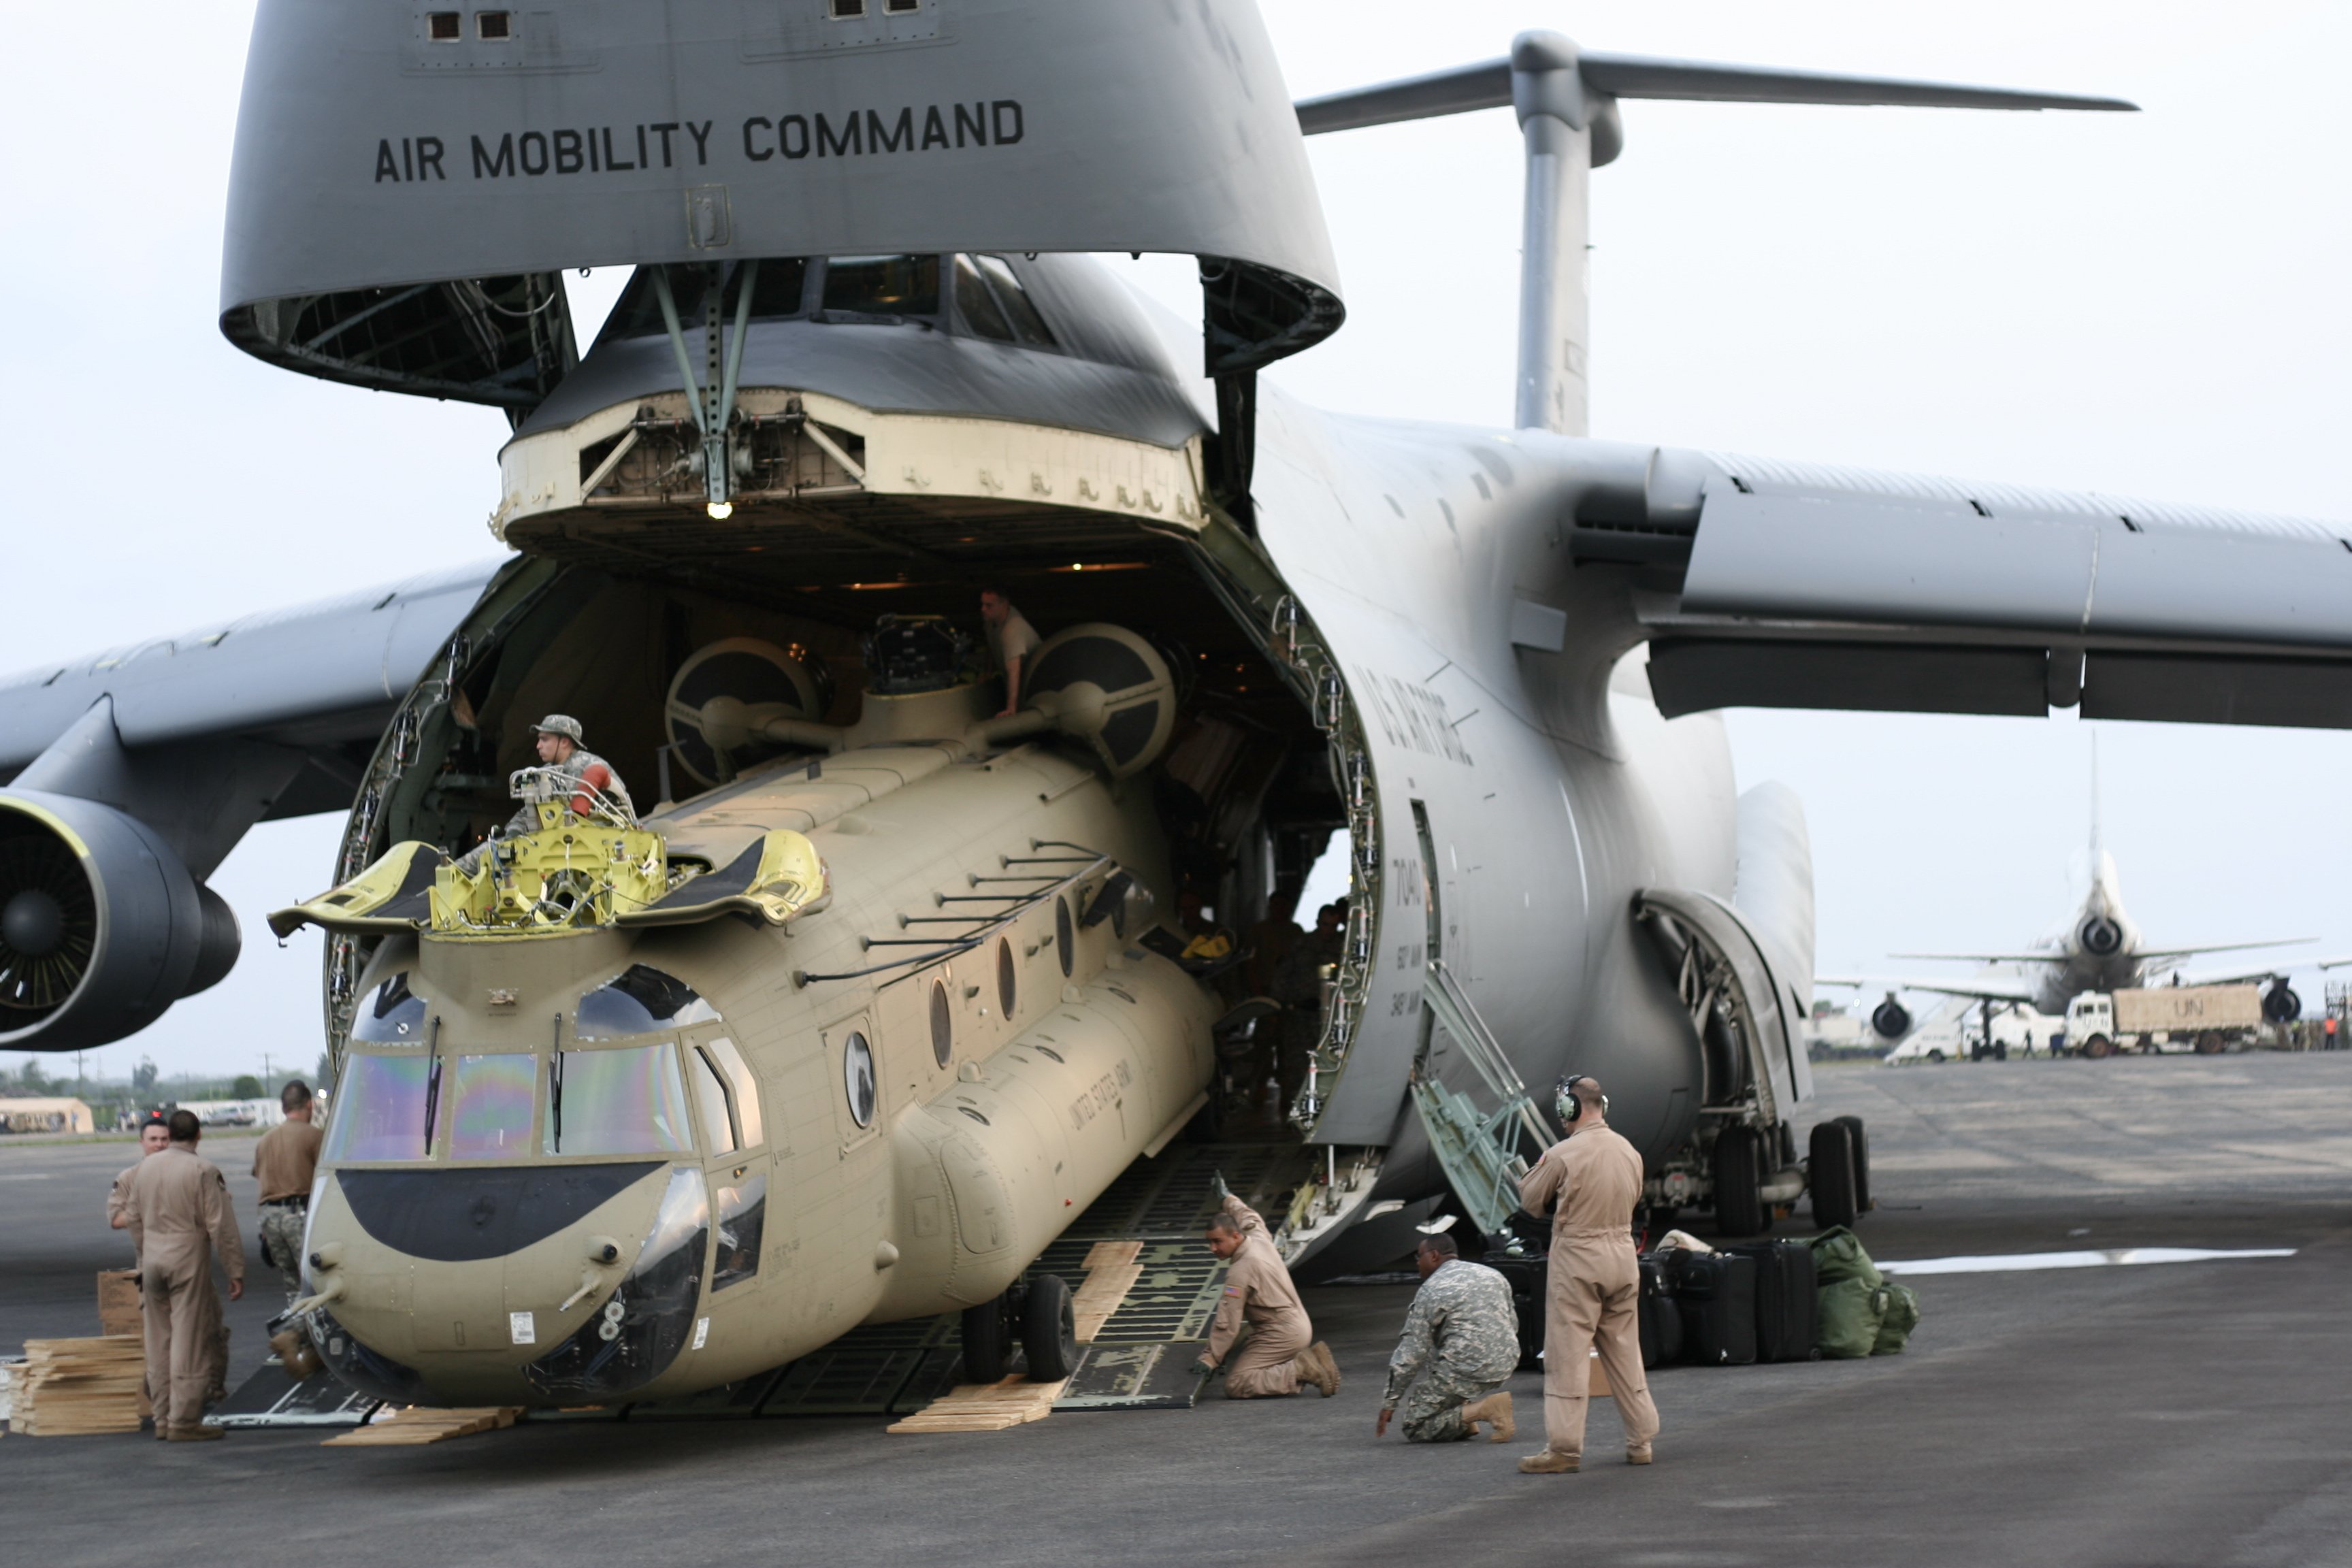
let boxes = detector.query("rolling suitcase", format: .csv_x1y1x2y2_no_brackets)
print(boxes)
1482,1249,1548,1371
1727,1240,1818,1362
1637,1254,1683,1369
1668,1250,1757,1366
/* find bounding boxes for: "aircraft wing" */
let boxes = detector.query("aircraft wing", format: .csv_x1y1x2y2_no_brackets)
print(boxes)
1818,975,2041,1004
1889,951,2059,966
1608,450,2352,727
0,558,504,825
2135,939,2315,963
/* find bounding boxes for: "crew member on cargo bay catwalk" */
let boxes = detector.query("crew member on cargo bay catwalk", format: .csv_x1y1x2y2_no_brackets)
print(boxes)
1197,1176,1341,1399
250,1081,323,1307
122,1110,246,1443
979,587,1041,718
1375,1232,1520,1444
1514,1076,1661,1475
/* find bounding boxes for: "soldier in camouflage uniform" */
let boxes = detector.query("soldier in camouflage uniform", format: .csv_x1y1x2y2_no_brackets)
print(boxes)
461,715,636,870
506,715,634,828
1377,1232,1520,1443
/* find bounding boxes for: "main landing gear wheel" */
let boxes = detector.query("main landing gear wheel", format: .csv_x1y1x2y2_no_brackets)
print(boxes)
1831,1114,1872,1213
1808,1121,1859,1231
1022,1273,1079,1382
1712,1124,1765,1238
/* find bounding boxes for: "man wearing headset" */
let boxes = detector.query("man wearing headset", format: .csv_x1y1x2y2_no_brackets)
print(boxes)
1514,1075,1660,1474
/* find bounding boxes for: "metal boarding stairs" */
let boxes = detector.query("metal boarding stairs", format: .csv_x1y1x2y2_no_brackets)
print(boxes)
1410,960,1554,1244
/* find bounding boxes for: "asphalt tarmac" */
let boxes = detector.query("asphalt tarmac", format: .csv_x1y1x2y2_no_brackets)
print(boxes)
7,1054,2352,1568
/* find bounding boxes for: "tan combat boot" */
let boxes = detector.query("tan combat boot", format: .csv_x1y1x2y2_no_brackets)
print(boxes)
1518,1447,1578,1474
165,1425,224,1443
1461,1392,1516,1443
1293,1342,1340,1397
1627,1445,1654,1465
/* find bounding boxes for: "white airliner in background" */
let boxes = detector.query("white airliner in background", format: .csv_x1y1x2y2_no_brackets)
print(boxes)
1829,843,2313,1041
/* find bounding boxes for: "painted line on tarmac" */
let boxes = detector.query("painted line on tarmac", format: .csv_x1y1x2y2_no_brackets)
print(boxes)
1880,1247,2296,1276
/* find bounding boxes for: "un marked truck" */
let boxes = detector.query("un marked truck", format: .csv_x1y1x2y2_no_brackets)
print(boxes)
2065,985,2266,1058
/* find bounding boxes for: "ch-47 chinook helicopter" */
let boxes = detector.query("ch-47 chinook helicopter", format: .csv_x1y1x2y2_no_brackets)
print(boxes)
5,0,2352,1411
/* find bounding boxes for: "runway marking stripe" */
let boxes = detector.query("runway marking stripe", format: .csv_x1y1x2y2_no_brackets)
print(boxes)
1880,1246,2296,1276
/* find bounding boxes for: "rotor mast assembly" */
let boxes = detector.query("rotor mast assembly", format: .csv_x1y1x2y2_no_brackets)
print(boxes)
1295,33,2134,436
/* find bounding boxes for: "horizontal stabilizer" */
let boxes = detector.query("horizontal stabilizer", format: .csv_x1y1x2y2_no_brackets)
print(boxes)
1296,49,2132,135
2135,938,2315,962
1577,53,2135,112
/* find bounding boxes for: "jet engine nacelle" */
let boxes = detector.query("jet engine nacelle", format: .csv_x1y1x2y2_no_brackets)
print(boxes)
0,790,239,1050
2079,916,2124,957
1870,996,1914,1040
2262,980,2302,1024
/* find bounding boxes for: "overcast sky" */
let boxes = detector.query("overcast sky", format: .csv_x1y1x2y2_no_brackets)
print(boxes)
4,2,2349,1081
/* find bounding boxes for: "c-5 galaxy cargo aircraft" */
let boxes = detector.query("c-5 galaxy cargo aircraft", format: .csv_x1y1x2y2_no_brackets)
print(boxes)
5,1,2351,1409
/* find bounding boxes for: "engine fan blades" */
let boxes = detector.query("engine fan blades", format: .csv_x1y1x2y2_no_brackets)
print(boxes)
0,830,95,1017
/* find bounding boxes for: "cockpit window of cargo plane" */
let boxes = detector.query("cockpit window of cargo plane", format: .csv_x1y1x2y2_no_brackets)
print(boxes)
544,1043,694,1156
574,966,721,1040
350,973,426,1043
324,1053,432,1162
821,253,939,318
951,254,1057,348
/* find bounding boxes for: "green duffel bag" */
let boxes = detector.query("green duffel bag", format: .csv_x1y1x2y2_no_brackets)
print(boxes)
1817,1278,1889,1359
1807,1226,1883,1288
1872,1283,1921,1355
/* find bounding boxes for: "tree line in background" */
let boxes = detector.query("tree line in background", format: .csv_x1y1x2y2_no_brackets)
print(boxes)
0,1052,335,1117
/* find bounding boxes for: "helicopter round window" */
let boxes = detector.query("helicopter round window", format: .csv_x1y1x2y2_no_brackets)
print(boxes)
996,937,1017,1017
1056,896,1074,978
930,980,952,1068
843,1032,877,1128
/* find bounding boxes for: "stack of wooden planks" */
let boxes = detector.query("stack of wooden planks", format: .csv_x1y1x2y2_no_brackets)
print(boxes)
14,1337,146,1436
885,1375,1068,1434
321,1406,524,1446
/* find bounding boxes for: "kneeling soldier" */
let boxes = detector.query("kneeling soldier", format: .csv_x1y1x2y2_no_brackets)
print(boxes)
1377,1232,1520,1443
1197,1179,1339,1399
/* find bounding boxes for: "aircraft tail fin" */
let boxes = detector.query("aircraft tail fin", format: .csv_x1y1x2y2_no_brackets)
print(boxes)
1296,39,2132,438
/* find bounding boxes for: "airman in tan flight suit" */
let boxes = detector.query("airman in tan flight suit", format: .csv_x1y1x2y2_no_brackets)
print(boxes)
122,1111,246,1441
108,1113,229,1417
1197,1186,1339,1399
1515,1075,1659,1473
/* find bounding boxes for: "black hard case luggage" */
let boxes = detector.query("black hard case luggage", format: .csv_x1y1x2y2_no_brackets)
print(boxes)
1666,1250,1757,1366
1727,1240,1818,1362
1482,1250,1548,1371
1637,1254,1682,1369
